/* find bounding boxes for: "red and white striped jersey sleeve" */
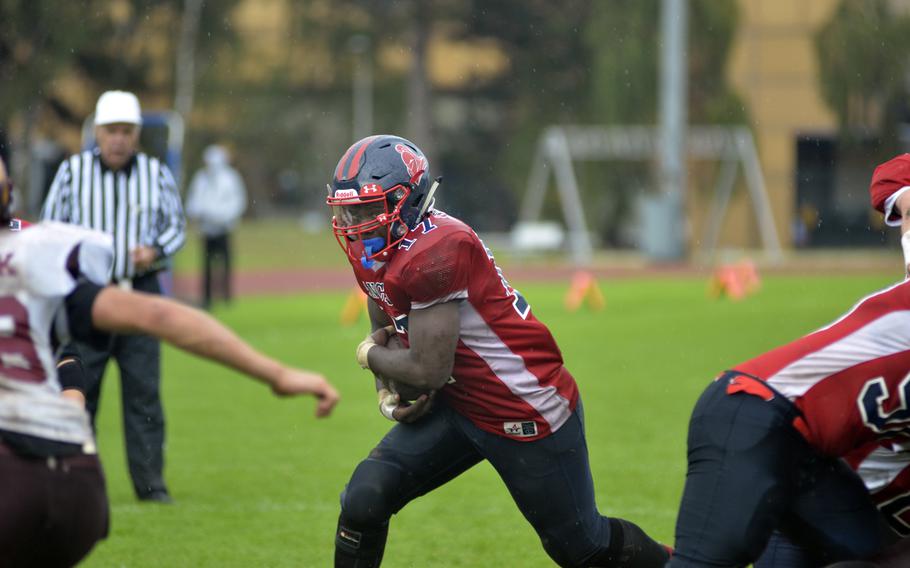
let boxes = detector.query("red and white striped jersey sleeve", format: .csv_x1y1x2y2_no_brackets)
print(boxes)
735,280,910,456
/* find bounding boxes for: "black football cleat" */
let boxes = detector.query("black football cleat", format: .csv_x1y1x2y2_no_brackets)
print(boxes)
138,490,173,504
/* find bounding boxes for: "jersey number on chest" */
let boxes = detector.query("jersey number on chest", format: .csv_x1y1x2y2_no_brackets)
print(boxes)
859,373,910,436
0,297,45,382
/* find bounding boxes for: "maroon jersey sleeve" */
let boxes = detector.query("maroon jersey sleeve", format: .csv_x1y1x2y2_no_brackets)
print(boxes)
395,231,476,309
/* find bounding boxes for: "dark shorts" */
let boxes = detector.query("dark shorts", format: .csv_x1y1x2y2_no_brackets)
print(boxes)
669,372,894,567
0,441,109,567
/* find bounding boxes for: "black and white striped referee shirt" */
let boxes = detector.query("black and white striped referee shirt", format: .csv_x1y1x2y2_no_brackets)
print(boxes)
41,148,186,281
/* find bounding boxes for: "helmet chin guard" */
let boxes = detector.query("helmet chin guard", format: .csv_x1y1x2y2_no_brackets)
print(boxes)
326,135,432,265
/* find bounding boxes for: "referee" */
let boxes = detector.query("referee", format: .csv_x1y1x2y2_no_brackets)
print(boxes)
41,90,186,503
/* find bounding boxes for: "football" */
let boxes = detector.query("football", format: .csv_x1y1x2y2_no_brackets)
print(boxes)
384,334,433,401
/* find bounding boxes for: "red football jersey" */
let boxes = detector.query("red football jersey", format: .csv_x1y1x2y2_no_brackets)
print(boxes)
735,279,910,456
347,210,578,441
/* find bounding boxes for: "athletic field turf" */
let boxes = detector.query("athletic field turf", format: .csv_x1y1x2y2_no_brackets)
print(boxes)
82,273,896,567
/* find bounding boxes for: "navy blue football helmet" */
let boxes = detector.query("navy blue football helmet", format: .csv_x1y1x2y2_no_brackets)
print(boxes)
327,135,433,267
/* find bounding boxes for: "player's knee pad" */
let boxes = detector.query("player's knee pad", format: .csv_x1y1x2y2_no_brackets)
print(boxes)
334,518,389,568
339,459,402,529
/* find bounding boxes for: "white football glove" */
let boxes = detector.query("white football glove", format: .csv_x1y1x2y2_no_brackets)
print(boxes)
356,325,395,369
377,388,400,421
356,336,376,369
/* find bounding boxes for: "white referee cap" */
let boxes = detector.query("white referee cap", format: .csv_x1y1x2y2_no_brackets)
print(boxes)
94,90,142,126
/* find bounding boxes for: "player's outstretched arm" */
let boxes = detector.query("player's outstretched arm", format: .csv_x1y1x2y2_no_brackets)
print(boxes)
90,286,339,417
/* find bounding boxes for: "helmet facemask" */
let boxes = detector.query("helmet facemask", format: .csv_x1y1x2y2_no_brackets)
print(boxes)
328,182,413,269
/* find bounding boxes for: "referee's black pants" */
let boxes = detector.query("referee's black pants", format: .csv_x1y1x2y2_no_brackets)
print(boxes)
669,372,894,567
79,272,167,499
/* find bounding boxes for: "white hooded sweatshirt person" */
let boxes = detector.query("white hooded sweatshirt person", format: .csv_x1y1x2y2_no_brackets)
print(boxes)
185,145,247,307
186,145,247,237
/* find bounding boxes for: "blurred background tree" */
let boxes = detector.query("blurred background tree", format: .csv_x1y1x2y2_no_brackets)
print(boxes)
815,0,910,157
1,0,748,239
578,0,745,246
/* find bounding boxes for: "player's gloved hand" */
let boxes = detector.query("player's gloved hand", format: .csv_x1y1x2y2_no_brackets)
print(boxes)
378,388,435,423
356,325,395,369
378,388,400,421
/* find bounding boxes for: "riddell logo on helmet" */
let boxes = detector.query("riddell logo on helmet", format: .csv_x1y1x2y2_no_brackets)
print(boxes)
334,189,358,199
360,183,382,195
395,144,427,183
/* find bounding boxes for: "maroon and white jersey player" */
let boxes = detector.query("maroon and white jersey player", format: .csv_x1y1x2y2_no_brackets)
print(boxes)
0,221,112,451
347,209,579,440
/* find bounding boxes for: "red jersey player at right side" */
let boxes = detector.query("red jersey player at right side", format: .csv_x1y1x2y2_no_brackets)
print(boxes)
327,135,670,568
669,159,910,568
751,155,910,568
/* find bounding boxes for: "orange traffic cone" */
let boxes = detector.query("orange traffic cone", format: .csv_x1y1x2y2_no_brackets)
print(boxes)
340,287,368,325
564,271,606,312
737,259,761,295
709,259,761,301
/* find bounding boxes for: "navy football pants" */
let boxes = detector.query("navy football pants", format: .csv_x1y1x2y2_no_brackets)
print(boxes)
339,399,625,567
669,373,894,567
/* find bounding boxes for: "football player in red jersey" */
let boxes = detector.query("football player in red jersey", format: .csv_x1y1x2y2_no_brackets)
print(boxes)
0,156,339,567
327,135,670,568
668,157,910,567
670,298,910,568
751,155,910,568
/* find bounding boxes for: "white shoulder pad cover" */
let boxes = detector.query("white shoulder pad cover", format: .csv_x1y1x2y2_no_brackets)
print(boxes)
22,222,114,297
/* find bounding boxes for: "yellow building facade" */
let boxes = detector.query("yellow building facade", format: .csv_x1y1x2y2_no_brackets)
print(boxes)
716,0,840,250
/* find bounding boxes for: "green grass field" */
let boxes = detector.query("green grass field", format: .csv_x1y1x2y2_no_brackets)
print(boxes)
171,221,350,275
81,273,897,567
